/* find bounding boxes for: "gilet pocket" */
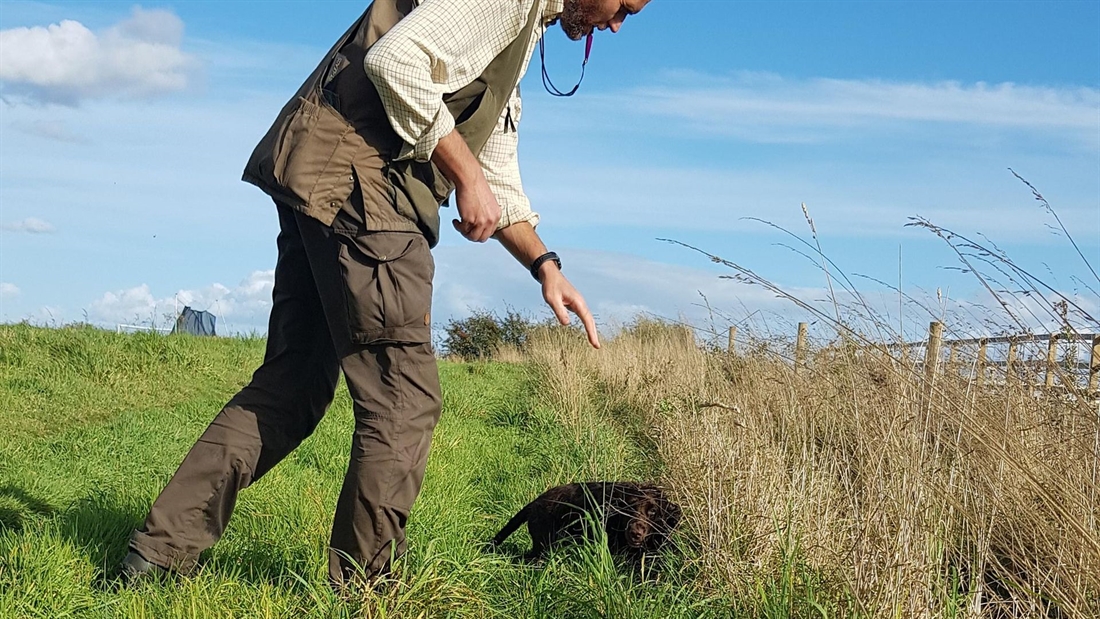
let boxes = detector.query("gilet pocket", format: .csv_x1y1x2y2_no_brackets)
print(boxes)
272,93,360,215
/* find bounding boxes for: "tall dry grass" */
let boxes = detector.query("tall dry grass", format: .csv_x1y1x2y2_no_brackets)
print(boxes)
520,320,1098,617
515,184,1099,617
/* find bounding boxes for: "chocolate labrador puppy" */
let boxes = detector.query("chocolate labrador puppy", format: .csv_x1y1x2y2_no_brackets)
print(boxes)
490,481,681,560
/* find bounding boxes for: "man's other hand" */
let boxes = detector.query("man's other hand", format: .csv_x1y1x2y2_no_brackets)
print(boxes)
452,176,502,243
430,130,502,243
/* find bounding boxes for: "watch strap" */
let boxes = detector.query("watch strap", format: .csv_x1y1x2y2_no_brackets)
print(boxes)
530,251,562,282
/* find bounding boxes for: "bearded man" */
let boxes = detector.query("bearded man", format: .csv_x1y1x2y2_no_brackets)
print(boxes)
120,0,651,587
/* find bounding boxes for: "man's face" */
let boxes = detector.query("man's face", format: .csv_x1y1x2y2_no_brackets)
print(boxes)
559,0,651,41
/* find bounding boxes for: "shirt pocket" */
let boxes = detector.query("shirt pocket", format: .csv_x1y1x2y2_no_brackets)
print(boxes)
503,91,522,133
272,92,361,217
337,231,434,346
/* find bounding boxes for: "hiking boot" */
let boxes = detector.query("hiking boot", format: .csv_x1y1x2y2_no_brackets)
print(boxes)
118,550,169,584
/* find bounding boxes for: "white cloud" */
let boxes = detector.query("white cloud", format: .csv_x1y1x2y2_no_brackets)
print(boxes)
432,243,825,341
24,305,64,326
1,217,56,233
0,7,196,104
521,160,1093,241
10,119,87,143
87,270,274,333
0,283,20,299
950,282,1100,336
612,72,1100,145
431,243,1100,345
54,246,1093,344
90,284,160,325
75,247,816,340
513,72,1098,244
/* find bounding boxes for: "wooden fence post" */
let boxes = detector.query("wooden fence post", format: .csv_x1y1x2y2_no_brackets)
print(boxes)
795,323,808,374
1045,335,1058,389
727,326,737,354
925,322,943,394
1090,335,1100,393
1006,338,1018,385
976,339,988,388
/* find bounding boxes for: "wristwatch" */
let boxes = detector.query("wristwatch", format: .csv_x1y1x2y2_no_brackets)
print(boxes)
530,252,562,282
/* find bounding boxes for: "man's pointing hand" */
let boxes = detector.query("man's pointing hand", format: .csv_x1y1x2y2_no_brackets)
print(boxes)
540,265,601,349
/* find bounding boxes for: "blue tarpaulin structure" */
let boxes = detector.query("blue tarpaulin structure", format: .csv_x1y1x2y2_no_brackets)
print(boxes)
172,306,217,337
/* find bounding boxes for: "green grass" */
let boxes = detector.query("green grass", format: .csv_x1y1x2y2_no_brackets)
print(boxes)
0,324,738,618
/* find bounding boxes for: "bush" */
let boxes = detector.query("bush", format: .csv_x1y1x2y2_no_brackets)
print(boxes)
443,309,534,359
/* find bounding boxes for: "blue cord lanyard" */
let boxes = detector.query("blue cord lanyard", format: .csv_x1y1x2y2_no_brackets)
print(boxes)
540,31,593,97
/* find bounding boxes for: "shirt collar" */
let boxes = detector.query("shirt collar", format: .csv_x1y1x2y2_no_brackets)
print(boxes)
543,0,565,24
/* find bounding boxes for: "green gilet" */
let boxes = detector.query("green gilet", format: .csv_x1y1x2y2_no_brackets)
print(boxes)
242,0,543,247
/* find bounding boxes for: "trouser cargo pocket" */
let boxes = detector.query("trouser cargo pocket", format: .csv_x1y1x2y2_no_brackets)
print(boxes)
337,231,434,346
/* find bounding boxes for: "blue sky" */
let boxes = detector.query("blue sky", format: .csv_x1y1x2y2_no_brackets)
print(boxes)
1,0,1097,341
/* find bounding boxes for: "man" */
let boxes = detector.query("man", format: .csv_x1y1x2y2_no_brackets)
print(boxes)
121,0,651,587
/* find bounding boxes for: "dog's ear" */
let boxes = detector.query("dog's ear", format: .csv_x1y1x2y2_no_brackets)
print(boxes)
662,501,682,531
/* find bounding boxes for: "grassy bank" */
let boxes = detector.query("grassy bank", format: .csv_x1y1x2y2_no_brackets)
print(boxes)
9,317,1092,618
518,321,1100,618
0,324,730,618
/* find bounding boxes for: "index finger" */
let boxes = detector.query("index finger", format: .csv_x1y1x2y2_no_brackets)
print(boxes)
570,298,601,349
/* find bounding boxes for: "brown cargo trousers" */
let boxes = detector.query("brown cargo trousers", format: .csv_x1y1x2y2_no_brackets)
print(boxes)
128,201,442,586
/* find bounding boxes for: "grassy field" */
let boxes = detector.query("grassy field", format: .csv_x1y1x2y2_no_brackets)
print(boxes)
4,319,1097,618
0,323,738,619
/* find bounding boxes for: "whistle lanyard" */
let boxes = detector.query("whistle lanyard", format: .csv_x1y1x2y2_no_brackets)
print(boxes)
540,31,593,97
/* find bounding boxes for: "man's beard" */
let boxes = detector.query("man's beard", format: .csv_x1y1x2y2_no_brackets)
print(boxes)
559,0,596,41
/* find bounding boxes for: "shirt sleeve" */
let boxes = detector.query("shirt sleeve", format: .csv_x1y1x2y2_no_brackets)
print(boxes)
364,0,528,162
481,87,540,230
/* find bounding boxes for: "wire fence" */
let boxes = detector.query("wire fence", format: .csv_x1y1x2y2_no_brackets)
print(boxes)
725,323,1100,394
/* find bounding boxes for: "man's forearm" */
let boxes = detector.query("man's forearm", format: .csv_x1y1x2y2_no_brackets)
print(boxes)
432,130,502,243
430,130,481,188
494,222,560,281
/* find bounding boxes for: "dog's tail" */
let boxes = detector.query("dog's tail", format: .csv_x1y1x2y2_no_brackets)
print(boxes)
490,504,530,547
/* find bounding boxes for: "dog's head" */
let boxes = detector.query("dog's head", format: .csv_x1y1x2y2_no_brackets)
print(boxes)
624,487,681,549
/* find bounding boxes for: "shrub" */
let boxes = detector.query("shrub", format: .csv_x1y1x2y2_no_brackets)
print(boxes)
443,309,534,359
